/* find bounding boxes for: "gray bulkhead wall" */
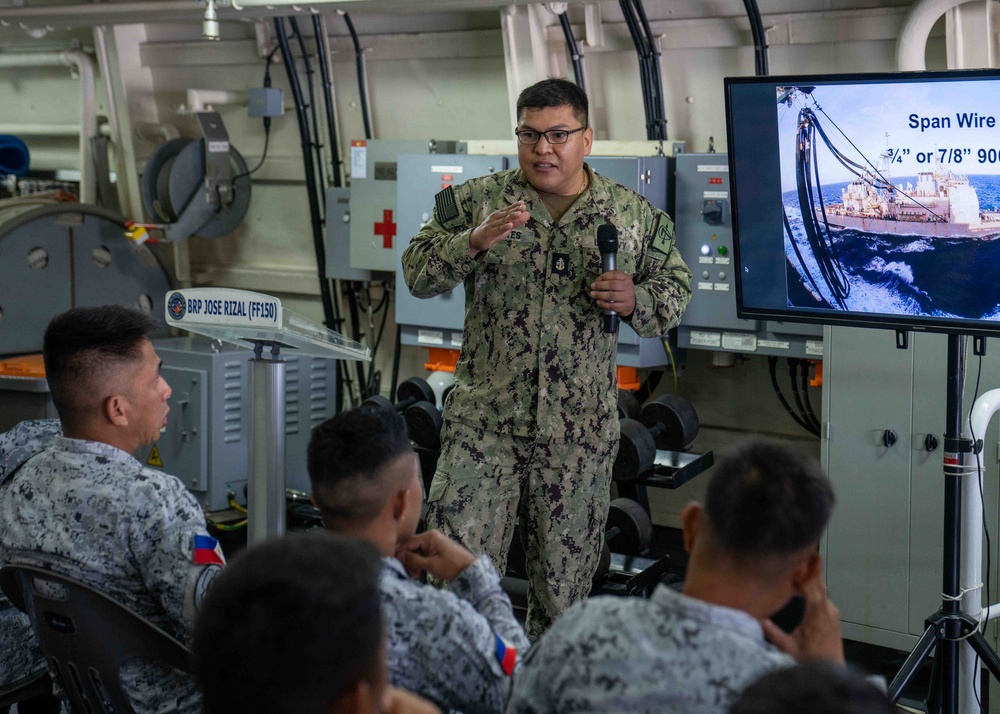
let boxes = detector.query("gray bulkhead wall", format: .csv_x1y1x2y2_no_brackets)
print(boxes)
0,2,948,531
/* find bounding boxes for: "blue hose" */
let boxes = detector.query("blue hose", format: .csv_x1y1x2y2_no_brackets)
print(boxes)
0,135,29,176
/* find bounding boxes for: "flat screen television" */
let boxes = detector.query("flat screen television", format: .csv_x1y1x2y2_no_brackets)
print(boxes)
725,69,1000,336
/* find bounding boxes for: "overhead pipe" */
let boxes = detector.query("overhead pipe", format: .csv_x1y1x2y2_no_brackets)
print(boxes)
0,50,97,203
897,0,981,70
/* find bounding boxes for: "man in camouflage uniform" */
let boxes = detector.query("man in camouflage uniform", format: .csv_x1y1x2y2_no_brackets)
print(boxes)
401,78,692,638
0,306,224,713
0,419,60,712
308,406,528,714
507,439,845,714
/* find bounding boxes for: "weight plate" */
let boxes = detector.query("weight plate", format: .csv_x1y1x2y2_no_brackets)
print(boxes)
404,401,443,449
361,394,394,412
617,389,641,420
614,418,656,482
397,376,435,405
606,497,653,555
640,394,700,450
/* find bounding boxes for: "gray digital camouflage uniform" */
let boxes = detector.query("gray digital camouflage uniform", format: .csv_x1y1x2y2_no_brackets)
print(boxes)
401,165,692,638
0,419,60,689
382,554,529,713
506,585,796,714
0,429,223,713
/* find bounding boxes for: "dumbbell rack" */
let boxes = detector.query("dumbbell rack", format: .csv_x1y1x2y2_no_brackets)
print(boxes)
615,449,714,515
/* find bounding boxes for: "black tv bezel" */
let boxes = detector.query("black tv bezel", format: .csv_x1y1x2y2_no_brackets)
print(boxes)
724,67,1000,339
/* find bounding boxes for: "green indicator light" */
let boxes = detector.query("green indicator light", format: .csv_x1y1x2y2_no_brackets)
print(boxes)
717,246,728,256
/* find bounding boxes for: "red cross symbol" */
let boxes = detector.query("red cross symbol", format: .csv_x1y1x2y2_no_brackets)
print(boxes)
374,209,396,249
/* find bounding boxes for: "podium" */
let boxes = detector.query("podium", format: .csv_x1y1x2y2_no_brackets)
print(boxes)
164,288,370,544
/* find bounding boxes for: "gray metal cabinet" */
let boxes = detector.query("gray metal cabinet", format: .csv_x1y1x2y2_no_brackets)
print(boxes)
822,326,1000,651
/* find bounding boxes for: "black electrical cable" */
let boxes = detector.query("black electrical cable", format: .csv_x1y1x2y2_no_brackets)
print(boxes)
742,0,769,76
288,17,327,212
346,280,369,401
275,17,336,335
557,11,586,89
342,12,373,140
390,323,402,402
366,282,392,396
632,0,666,140
787,359,819,434
768,356,817,435
970,352,991,713
230,46,279,187
312,14,343,189
619,0,654,140
798,359,822,431
310,14,350,409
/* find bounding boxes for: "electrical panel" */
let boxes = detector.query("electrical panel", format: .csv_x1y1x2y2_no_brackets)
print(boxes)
673,153,823,358
138,337,337,511
394,152,676,368
348,139,461,273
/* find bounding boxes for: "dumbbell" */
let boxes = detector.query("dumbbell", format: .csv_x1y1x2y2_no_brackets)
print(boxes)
593,497,655,583
362,378,443,450
613,394,699,482
362,377,435,413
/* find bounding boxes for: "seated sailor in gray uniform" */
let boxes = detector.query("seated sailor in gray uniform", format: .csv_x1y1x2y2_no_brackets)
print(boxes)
307,405,530,714
507,438,844,714
192,532,441,714
0,305,225,714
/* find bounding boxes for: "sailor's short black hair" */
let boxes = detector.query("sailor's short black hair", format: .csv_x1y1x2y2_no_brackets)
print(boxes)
516,78,589,127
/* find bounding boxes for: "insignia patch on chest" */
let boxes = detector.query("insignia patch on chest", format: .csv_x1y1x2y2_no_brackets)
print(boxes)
434,186,461,224
551,252,570,275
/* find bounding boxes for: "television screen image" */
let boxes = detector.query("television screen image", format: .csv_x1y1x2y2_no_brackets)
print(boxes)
726,70,1000,336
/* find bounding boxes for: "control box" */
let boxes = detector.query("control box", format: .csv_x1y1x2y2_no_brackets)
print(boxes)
673,153,822,358
138,337,337,511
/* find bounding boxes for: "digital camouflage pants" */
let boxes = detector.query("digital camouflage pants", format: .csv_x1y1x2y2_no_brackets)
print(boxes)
425,420,617,641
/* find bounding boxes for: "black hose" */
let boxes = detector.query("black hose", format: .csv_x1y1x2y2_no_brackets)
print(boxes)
787,359,819,435
342,13,373,140
619,0,654,139
288,17,326,211
390,323,402,402
275,17,336,334
312,14,343,189
557,11,586,89
346,280,368,401
742,0,769,76
768,356,817,435
311,14,348,410
798,359,822,431
632,0,666,140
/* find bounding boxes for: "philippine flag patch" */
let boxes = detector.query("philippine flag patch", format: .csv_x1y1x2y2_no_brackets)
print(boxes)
193,534,226,566
494,633,517,676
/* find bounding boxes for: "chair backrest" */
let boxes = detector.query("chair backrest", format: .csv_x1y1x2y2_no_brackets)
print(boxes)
0,563,192,714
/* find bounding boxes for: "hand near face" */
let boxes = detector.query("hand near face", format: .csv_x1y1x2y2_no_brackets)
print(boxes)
590,270,636,318
395,529,476,583
382,686,441,714
762,570,844,664
468,202,530,257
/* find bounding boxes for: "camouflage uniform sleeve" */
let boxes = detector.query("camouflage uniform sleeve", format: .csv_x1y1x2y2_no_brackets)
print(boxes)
127,472,222,642
449,555,530,653
505,610,579,714
626,208,693,337
401,182,481,298
382,558,524,714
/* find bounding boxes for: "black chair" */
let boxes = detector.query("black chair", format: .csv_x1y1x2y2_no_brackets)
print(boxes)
0,564,192,714
0,670,55,710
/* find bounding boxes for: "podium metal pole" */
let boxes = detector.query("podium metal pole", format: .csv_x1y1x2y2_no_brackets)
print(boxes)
248,343,286,545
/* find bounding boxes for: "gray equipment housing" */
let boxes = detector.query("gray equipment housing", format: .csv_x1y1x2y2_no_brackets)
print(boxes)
136,337,337,511
672,153,822,358
0,203,171,356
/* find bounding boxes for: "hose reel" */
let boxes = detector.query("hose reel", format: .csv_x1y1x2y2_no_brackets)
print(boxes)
140,111,251,242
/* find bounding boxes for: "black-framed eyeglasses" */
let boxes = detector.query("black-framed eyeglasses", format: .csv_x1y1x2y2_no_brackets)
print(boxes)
514,127,587,145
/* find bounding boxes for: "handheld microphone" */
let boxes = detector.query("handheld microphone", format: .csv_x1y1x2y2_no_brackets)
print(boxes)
596,224,619,334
